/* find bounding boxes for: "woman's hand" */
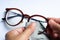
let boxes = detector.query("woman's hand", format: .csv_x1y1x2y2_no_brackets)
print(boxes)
47,18,60,40
5,22,36,40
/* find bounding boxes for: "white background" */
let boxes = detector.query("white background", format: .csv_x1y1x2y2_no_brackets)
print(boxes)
0,0,60,18
0,0,60,40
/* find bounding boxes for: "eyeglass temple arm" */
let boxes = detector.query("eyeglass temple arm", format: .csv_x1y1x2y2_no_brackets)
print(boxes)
2,14,22,20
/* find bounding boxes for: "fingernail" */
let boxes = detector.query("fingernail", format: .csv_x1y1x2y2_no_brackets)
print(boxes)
49,19,55,24
31,22,36,26
27,22,36,31
49,19,55,27
31,22,36,30
50,19,54,22
30,22,36,27
54,33,58,38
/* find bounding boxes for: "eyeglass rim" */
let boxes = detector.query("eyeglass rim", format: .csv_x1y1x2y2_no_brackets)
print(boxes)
28,15,48,22
5,8,24,26
4,8,48,27
28,15,48,31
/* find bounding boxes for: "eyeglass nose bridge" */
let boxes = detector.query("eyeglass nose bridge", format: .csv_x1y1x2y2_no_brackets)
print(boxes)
23,14,30,22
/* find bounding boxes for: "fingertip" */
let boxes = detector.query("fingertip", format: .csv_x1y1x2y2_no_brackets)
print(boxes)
21,22,36,38
29,22,36,30
49,19,60,31
48,19,56,29
49,19,55,26
26,22,36,33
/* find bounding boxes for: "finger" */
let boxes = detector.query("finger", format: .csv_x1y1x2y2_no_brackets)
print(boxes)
48,17,60,24
5,27,24,38
49,19,60,32
19,22,36,38
15,27,25,34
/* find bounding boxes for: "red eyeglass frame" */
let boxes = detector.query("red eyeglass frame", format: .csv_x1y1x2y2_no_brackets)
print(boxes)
5,8,48,26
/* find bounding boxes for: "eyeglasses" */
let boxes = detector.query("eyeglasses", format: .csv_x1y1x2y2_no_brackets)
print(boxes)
2,8,53,40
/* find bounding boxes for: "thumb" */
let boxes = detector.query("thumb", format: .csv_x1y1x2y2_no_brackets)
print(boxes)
49,19,60,32
18,22,36,38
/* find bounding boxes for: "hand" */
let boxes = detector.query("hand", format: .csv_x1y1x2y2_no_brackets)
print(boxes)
47,18,60,40
5,22,36,40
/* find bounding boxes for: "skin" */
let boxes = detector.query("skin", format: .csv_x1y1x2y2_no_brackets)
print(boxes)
5,22,36,40
48,18,60,39
5,18,60,40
